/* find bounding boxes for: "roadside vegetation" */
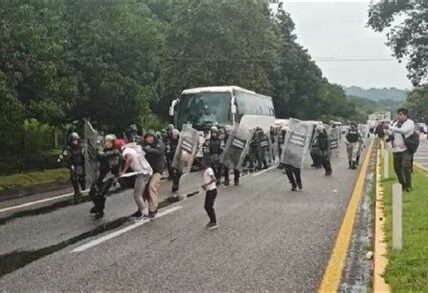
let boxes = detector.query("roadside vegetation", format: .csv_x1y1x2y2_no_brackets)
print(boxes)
0,169,69,192
382,156,428,291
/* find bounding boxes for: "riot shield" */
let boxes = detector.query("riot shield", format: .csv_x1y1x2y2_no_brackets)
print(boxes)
221,124,254,171
259,130,273,164
329,127,340,158
281,118,315,169
172,125,199,174
84,120,99,188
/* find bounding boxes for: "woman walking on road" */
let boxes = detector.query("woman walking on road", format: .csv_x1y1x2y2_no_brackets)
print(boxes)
121,143,153,222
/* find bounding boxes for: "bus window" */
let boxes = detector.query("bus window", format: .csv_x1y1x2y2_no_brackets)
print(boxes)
177,92,231,128
235,91,274,119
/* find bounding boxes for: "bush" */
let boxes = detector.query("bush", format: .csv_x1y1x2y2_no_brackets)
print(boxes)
22,119,55,154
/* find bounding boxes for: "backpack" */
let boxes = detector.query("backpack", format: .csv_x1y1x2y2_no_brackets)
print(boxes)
318,133,329,151
403,131,420,154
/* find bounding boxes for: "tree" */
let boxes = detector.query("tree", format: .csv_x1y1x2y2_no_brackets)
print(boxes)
403,85,428,122
157,0,278,118
368,0,428,86
63,0,164,132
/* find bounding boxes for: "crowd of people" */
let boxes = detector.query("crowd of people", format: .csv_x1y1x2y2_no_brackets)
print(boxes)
59,110,417,228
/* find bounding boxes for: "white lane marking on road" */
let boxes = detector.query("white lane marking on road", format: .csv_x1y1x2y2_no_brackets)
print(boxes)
252,166,276,177
72,206,182,253
0,190,89,214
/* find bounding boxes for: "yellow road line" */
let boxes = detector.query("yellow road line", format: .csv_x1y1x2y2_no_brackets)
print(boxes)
414,162,428,173
318,140,373,292
373,148,390,292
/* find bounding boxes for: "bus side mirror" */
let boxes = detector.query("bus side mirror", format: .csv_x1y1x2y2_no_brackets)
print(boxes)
169,99,179,117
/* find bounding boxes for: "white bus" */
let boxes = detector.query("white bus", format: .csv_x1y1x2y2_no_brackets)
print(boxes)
169,86,275,131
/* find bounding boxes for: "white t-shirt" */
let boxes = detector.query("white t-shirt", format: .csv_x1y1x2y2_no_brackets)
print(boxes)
203,167,217,191
389,119,415,153
122,147,152,175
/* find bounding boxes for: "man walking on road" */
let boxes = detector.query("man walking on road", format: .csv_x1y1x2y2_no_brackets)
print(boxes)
385,108,415,192
143,130,165,218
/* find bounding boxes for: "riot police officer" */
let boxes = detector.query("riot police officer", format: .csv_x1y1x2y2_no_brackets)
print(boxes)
204,126,223,183
89,134,121,219
165,125,181,192
164,124,176,180
313,126,333,176
127,124,142,143
222,125,240,186
345,122,363,169
58,132,86,204
255,127,269,170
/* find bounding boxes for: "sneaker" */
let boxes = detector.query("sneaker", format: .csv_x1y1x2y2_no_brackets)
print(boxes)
297,182,303,190
206,222,219,230
291,186,297,192
148,210,158,219
73,193,83,204
325,171,332,176
135,214,151,222
95,211,104,219
131,210,142,218
90,206,98,214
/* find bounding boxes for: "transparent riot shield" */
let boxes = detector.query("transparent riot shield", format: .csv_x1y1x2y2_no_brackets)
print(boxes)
281,118,315,169
172,124,199,174
84,120,99,188
329,127,340,159
259,130,273,164
221,124,254,171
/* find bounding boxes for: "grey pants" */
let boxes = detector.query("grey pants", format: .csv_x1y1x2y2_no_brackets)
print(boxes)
134,174,150,215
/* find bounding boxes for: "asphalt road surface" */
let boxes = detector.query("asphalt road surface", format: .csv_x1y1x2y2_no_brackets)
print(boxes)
0,146,367,291
413,133,428,169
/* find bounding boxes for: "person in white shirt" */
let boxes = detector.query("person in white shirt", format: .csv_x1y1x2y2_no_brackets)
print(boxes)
201,157,219,230
121,144,153,221
384,108,415,192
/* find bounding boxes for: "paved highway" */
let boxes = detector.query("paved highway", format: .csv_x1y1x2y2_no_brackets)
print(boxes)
0,146,372,291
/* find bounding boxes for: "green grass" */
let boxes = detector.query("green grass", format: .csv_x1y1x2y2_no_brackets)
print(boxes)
382,154,428,292
0,168,70,192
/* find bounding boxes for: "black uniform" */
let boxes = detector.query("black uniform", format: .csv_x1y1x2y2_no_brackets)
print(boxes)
222,133,240,186
165,134,181,192
314,130,332,175
255,129,269,169
206,135,223,182
89,148,121,218
60,143,86,202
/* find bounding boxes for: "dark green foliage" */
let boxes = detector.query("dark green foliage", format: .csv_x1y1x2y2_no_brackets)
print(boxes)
368,0,428,86
0,0,364,155
403,85,428,122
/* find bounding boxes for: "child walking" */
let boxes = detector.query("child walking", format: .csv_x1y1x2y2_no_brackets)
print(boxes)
202,158,219,230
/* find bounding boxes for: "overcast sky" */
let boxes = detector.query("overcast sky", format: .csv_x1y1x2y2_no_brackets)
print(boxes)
283,0,412,90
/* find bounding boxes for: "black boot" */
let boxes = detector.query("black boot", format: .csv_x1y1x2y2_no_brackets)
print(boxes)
348,161,352,169
351,161,357,169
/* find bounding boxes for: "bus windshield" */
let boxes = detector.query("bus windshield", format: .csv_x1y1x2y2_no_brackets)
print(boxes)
176,92,231,129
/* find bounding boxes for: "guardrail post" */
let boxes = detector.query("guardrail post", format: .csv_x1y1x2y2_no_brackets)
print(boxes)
383,151,389,179
392,183,402,250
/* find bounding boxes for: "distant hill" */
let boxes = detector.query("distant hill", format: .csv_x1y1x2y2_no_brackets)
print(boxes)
348,95,401,115
344,86,407,102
